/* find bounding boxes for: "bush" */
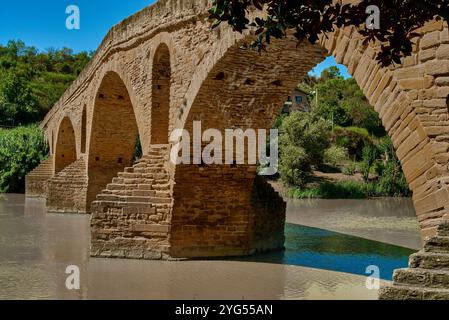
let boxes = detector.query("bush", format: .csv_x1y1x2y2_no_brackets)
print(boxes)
318,181,368,199
289,181,372,199
333,126,372,160
278,144,309,188
278,112,332,187
361,144,379,182
343,162,358,175
324,145,348,167
375,136,411,197
0,125,49,193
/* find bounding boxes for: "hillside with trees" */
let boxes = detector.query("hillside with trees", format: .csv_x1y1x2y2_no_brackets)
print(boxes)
274,67,411,199
0,40,92,127
0,40,91,193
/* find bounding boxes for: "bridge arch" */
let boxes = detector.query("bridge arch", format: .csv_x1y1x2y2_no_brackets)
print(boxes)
151,43,172,145
54,116,77,174
170,22,449,256
81,104,87,154
86,71,140,207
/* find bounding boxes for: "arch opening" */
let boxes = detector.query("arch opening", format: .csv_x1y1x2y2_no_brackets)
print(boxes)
87,71,139,207
169,32,424,259
81,105,87,153
151,43,171,145
54,117,77,174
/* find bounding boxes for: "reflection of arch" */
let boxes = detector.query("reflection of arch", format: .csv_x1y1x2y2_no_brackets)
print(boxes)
54,117,77,174
86,71,139,207
81,105,87,153
151,43,171,145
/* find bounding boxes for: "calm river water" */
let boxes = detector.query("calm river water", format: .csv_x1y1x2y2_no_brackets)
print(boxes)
0,194,420,300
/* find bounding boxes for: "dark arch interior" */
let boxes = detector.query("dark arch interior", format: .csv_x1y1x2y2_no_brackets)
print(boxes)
54,117,77,174
81,105,87,153
87,71,139,207
151,43,171,145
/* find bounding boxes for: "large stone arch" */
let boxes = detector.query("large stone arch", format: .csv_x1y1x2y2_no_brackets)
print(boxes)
86,71,140,207
169,20,449,257
169,33,324,257
54,116,77,174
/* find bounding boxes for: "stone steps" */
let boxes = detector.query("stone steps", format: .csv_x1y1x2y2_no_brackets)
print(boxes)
25,156,55,197
424,236,449,254
379,221,449,300
379,284,449,300
46,158,88,214
393,268,449,289
93,145,172,211
409,251,449,270
27,156,54,177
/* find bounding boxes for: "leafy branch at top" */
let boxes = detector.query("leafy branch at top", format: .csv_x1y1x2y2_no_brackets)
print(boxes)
208,0,449,67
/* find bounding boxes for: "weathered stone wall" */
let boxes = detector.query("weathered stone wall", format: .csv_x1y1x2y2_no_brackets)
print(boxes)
54,117,77,174
46,158,88,214
170,166,286,258
25,156,54,198
91,145,172,259
170,165,257,258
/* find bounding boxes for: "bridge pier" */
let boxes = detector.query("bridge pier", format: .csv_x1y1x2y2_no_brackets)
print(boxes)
46,157,88,214
169,165,285,259
90,147,286,260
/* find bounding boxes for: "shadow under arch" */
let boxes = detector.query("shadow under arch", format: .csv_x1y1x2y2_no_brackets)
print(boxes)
86,71,139,208
54,116,77,174
151,43,171,145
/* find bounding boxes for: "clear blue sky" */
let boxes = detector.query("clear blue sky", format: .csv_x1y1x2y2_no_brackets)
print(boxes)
0,1,350,78
309,56,352,79
0,1,156,53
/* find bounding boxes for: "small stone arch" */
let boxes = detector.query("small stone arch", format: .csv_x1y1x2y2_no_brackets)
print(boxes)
54,116,77,174
151,43,172,145
86,71,139,207
81,104,87,154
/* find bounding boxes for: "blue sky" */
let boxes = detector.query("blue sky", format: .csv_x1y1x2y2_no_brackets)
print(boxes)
309,56,352,79
0,1,351,78
0,1,156,53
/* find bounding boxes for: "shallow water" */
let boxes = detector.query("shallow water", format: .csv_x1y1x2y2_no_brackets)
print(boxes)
0,194,420,300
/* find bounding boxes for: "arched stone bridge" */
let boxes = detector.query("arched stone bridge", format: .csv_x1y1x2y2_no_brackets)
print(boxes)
25,0,449,299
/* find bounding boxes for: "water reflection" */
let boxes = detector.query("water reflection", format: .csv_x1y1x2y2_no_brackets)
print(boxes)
0,194,418,300
287,198,421,250
236,224,415,280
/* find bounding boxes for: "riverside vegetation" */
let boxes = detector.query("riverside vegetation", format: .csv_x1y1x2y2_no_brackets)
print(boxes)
275,67,411,199
0,41,91,193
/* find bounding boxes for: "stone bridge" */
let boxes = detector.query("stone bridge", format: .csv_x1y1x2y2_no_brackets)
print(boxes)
25,0,449,299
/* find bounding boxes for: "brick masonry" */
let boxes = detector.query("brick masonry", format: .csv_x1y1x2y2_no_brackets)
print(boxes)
23,0,449,298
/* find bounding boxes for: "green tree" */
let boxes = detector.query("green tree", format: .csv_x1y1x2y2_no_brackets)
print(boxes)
279,112,331,187
0,126,49,193
361,144,379,182
0,40,92,126
209,0,449,66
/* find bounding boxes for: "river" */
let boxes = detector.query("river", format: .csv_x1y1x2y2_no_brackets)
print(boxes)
0,194,420,300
